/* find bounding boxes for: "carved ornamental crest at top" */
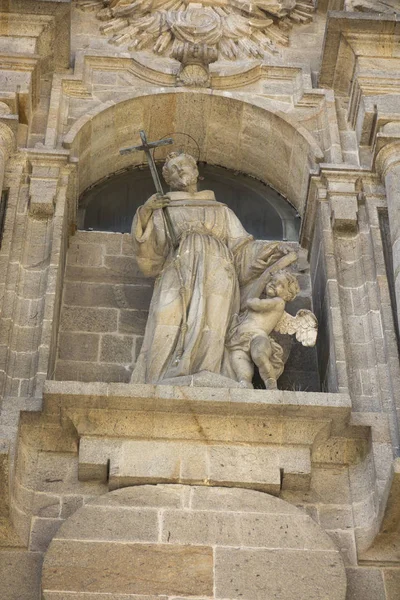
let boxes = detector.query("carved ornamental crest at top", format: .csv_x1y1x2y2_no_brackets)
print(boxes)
77,0,317,60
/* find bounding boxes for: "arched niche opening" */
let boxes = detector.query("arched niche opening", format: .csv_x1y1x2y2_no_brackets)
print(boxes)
57,162,320,391
64,90,324,221
78,163,300,241
57,91,323,391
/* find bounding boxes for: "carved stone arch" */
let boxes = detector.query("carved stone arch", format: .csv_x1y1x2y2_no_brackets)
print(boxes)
63,90,324,219
42,484,347,599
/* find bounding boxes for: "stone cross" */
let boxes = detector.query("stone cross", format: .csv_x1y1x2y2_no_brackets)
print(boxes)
119,130,177,247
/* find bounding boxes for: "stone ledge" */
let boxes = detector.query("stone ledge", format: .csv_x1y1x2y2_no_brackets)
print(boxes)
43,380,351,422
38,381,361,495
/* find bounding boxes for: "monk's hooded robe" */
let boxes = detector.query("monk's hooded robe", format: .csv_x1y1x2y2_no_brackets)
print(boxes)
131,190,286,384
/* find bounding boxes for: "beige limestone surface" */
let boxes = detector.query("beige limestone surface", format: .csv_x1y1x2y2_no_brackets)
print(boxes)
42,484,347,600
0,2,400,600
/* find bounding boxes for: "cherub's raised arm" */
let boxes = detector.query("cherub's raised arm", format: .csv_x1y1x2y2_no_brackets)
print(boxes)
247,297,284,312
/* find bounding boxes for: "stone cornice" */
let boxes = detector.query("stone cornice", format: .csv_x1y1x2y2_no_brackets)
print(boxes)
1,0,71,69
320,11,400,92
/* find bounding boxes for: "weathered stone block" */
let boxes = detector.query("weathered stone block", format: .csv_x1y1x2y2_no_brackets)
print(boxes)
208,445,281,492
32,493,61,518
29,178,58,217
0,550,43,600
43,540,213,597
63,282,153,310
100,334,134,364
60,306,118,332
87,484,184,509
190,485,299,513
161,510,334,549
55,360,130,383
104,255,140,283
319,505,354,531
345,567,385,600
60,495,84,519
63,282,117,308
215,547,346,600
327,529,357,567
118,309,148,334
55,505,159,543
29,516,64,552
66,243,103,268
74,231,122,254
58,332,99,362
383,569,400,600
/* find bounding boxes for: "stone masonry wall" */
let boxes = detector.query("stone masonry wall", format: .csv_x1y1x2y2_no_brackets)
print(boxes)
54,231,152,383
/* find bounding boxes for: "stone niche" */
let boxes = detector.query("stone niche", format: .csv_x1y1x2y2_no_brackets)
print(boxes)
54,164,320,392
41,484,347,600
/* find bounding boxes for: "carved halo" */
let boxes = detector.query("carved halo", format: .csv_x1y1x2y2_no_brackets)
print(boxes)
153,132,201,164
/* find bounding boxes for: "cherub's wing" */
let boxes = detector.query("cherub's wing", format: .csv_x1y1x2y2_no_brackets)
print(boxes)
275,309,318,346
274,311,297,336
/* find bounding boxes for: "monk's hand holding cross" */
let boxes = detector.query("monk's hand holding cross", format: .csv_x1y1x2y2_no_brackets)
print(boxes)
141,193,171,224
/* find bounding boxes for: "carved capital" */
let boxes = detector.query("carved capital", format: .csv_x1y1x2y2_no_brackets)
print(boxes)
375,140,400,180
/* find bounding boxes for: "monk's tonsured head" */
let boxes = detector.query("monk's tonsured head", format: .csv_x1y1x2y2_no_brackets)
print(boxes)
162,152,199,191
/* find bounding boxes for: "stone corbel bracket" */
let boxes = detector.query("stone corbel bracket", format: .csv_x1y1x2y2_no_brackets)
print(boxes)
27,149,70,218
41,381,368,496
173,43,218,88
323,170,362,234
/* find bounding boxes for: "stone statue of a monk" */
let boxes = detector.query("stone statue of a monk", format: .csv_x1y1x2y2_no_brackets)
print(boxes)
131,152,289,385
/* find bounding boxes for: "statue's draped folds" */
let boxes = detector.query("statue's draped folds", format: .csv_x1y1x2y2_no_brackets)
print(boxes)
131,189,285,384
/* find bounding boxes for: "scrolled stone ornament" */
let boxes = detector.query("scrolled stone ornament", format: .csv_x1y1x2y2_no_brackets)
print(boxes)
76,0,317,60
172,42,218,87
168,5,222,46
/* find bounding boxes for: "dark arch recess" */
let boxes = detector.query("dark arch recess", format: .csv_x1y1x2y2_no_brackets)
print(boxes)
78,163,300,241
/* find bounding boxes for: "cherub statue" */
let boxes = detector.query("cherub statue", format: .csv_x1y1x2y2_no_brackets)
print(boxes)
227,270,318,389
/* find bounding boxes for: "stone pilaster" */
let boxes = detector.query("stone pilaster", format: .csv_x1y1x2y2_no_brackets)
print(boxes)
376,137,400,329
0,123,15,194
